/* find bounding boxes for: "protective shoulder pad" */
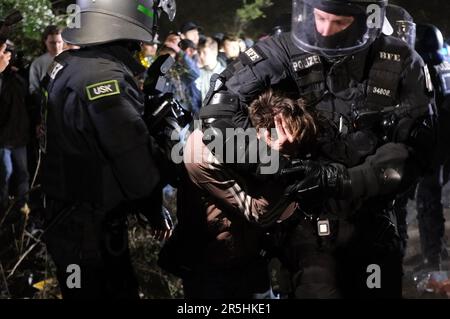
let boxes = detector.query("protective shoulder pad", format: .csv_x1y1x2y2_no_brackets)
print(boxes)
240,45,267,66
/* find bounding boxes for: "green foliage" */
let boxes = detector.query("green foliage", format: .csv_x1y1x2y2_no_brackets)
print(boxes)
235,0,273,36
236,0,273,22
0,0,66,60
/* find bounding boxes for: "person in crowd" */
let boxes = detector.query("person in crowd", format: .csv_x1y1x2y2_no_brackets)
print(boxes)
0,43,11,73
0,42,30,215
221,34,241,64
28,25,63,96
159,89,316,299
164,33,201,116
180,21,202,47
196,37,226,101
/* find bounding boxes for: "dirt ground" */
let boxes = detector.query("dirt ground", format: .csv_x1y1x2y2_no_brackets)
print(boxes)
1,185,450,299
402,185,450,299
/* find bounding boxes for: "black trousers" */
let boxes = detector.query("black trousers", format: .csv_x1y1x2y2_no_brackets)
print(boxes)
283,213,403,299
182,258,273,299
43,200,139,299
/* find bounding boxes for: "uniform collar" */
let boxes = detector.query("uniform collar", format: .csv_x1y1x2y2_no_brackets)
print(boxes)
324,46,371,82
100,44,146,77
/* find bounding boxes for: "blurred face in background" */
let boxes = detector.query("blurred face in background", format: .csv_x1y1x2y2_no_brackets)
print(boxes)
198,46,218,69
183,29,200,46
45,33,64,56
185,47,197,58
223,39,240,59
142,43,158,57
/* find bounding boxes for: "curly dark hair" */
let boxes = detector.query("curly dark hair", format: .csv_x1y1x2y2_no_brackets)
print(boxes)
248,89,318,152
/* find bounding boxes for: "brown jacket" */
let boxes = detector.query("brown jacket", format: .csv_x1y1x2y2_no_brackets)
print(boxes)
181,129,296,268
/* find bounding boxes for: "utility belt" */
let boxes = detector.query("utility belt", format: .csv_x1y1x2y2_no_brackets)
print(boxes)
259,205,341,260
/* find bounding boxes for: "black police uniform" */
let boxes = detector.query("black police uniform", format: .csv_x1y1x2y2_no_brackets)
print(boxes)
41,44,160,299
199,31,434,298
384,4,418,259
415,24,450,268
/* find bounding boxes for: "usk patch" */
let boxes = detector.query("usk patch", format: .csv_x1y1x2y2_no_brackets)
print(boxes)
86,80,121,101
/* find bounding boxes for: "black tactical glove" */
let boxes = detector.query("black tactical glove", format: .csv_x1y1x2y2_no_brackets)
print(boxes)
280,143,409,202
281,160,351,201
135,186,173,241
347,142,409,199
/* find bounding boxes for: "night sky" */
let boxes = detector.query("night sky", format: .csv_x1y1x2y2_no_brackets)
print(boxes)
159,0,447,41
54,1,447,41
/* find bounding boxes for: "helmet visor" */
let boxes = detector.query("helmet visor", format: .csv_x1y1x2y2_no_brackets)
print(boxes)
393,20,416,48
291,0,386,57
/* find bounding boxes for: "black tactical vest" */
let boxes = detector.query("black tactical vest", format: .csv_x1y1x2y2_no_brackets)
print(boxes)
285,36,411,166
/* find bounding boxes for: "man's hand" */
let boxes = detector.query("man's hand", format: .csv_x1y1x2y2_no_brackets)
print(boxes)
264,115,299,155
0,43,11,73
164,38,181,54
139,206,173,241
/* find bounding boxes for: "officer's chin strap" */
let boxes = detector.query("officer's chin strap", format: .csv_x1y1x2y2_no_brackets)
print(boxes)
323,54,351,66
123,40,141,55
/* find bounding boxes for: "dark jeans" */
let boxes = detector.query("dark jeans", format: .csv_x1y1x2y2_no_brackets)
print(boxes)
0,147,30,207
43,200,139,299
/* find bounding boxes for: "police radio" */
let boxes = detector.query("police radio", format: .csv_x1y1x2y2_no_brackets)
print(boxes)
353,105,402,142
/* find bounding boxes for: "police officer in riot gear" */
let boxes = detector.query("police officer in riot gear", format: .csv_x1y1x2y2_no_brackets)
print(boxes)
385,4,416,48
41,0,175,299
414,23,450,270
383,3,417,259
199,0,435,298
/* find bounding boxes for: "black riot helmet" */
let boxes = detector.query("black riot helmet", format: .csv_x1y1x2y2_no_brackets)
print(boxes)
291,0,388,57
384,4,415,48
63,0,176,46
415,23,445,65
